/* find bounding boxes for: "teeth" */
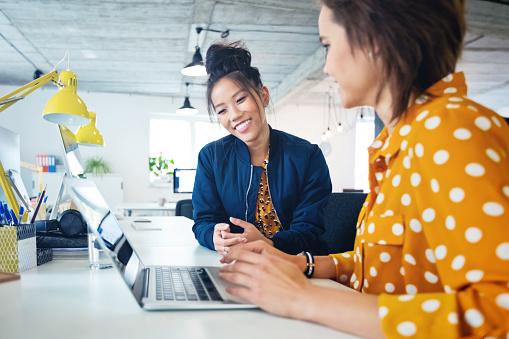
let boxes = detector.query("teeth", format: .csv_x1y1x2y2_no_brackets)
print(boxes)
235,119,251,130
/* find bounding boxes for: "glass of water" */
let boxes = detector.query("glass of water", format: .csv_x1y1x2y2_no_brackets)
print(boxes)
88,228,113,270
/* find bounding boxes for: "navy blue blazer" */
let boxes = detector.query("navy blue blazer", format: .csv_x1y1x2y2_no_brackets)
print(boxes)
192,126,332,255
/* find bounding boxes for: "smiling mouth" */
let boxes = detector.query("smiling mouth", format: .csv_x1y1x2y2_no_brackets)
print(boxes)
235,119,252,131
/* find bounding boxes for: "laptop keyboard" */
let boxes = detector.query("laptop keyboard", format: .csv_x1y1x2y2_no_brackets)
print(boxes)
155,267,223,302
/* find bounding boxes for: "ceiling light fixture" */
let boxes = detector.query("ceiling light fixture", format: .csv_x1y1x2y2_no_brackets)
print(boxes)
176,83,198,115
181,27,230,77
181,27,207,77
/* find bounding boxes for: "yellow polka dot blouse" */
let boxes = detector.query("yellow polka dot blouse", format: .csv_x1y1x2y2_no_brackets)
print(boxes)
255,155,282,238
330,73,509,338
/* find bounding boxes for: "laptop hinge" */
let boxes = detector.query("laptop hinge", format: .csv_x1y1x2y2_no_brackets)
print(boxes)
143,268,150,298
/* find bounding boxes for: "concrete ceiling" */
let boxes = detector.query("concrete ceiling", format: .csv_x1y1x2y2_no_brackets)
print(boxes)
1,0,508,114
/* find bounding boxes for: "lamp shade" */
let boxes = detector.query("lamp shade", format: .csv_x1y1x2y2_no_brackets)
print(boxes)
181,47,207,77
43,70,90,126
76,111,104,147
176,96,198,115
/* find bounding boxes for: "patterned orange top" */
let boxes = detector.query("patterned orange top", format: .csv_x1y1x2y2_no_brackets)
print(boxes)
255,155,282,238
330,73,509,338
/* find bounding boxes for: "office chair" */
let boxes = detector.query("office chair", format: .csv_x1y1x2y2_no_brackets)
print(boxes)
175,199,194,220
320,192,368,254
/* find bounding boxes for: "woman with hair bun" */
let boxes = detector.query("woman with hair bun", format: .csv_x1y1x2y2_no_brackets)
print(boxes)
192,41,332,256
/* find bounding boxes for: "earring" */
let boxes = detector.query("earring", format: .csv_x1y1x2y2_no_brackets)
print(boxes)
368,52,373,58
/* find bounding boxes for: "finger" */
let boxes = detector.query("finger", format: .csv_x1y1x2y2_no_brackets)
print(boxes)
222,247,265,265
220,260,257,276
222,234,247,243
219,270,253,288
221,230,241,239
225,285,254,303
214,223,230,233
229,217,253,229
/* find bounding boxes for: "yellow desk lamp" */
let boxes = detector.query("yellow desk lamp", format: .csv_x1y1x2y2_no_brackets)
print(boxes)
0,50,94,214
76,111,104,147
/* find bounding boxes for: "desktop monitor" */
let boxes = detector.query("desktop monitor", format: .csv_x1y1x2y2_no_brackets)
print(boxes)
173,169,196,193
0,126,30,207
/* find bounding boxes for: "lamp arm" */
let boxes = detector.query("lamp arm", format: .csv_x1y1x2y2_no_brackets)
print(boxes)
0,70,59,113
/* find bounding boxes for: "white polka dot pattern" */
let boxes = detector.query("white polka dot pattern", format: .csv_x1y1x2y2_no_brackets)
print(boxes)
496,243,509,260
483,202,504,217
496,294,509,310
332,73,509,339
451,255,465,270
422,299,440,313
448,312,458,324
475,117,491,131
397,321,417,336
425,117,441,130
454,128,471,140
433,150,449,165
465,227,482,243
465,309,484,328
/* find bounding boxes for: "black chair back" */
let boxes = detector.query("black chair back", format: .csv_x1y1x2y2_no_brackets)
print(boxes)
175,199,194,220
321,192,367,254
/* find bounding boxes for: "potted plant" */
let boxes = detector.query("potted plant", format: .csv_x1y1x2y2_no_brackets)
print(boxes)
149,153,174,183
85,156,112,176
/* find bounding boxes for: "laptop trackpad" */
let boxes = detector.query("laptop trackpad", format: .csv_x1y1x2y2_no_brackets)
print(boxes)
205,266,252,305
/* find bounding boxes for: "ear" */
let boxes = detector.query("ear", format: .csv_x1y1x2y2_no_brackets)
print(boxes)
260,86,270,107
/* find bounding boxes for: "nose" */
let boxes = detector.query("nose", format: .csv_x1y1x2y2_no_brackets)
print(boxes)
323,57,329,76
230,105,243,121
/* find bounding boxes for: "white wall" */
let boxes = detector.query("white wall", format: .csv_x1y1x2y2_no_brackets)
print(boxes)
269,104,356,192
0,84,357,204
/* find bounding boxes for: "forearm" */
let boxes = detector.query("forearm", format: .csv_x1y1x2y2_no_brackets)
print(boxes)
298,285,384,339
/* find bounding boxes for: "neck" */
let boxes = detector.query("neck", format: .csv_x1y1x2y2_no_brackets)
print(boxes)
374,87,412,136
246,124,270,166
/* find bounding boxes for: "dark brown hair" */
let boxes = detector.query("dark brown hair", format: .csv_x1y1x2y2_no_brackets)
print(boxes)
319,0,466,121
205,41,264,118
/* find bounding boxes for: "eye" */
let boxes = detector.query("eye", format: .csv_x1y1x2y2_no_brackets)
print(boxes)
323,44,329,59
217,108,226,115
236,96,246,104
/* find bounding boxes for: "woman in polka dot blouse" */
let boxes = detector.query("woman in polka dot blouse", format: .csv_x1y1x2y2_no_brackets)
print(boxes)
219,0,509,338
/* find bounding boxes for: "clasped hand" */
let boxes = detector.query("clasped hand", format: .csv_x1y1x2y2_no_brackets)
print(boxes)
213,217,273,254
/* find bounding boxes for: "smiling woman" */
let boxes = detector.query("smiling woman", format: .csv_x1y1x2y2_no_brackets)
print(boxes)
191,41,333,256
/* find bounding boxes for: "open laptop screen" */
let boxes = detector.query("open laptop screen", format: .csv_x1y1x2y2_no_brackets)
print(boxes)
65,177,145,304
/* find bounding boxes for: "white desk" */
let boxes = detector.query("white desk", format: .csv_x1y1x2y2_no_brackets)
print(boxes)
117,202,177,216
0,216,358,339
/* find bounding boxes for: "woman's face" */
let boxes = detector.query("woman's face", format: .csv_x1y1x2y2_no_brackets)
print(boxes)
318,5,381,109
211,77,269,145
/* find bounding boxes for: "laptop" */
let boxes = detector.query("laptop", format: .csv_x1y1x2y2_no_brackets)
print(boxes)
64,176,256,310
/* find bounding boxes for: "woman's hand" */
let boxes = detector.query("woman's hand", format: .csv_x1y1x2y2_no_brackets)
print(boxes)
229,217,274,246
219,241,313,318
213,223,247,254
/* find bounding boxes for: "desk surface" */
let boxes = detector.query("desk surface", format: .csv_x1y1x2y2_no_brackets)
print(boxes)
0,216,357,339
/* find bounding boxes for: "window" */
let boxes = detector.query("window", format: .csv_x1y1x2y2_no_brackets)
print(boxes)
354,109,375,192
149,115,227,184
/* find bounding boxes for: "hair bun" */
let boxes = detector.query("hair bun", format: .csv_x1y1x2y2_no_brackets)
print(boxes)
206,41,252,83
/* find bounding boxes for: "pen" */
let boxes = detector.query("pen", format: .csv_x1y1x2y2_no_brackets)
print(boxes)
3,204,13,225
0,204,6,225
30,189,45,224
18,206,24,225
9,209,18,226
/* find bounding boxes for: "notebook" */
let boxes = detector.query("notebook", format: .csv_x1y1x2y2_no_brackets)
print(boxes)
64,177,256,310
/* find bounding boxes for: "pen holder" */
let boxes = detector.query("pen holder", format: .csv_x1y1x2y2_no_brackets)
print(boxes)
0,223,37,273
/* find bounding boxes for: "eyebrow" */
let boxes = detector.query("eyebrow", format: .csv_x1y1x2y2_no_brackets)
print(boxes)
213,89,246,109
